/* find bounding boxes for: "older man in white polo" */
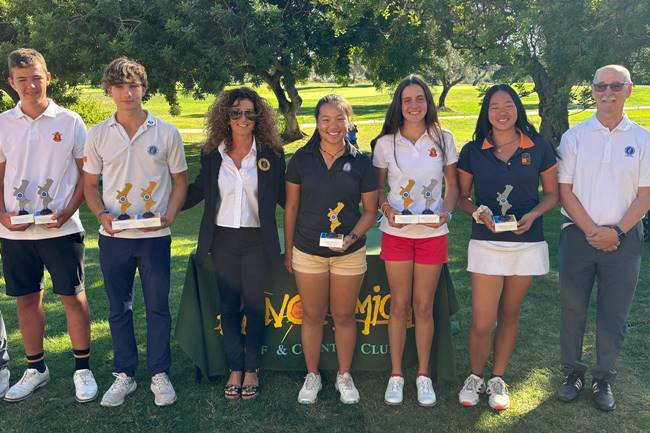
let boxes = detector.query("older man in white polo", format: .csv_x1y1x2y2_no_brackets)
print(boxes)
556,65,650,411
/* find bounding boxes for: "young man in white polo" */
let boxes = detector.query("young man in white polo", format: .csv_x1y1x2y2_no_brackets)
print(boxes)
83,57,187,407
0,48,97,403
557,64,650,411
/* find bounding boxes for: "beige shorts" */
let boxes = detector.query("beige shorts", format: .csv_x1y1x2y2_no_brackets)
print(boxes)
291,246,367,276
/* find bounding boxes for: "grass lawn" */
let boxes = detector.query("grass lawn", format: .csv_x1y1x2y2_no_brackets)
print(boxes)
0,83,649,432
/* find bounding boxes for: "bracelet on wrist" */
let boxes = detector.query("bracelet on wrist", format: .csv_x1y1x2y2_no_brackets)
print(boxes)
348,232,359,241
96,209,109,220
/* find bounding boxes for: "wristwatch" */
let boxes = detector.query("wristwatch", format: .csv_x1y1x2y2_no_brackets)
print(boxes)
613,225,626,239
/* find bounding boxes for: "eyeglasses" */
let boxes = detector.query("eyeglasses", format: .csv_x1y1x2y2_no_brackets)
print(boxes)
228,109,259,120
592,82,629,92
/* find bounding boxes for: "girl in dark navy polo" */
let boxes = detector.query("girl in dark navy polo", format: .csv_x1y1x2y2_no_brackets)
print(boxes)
183,88,285,400
456,84,558,410
284,94,378,405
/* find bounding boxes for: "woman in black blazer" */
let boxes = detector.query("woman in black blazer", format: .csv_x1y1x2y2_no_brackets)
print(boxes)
183,87,285,400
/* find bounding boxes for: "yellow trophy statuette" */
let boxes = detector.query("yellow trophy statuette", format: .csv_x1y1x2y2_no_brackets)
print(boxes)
140,181,158,217
321,202,345,248
116,183,133,219
394,179,420,224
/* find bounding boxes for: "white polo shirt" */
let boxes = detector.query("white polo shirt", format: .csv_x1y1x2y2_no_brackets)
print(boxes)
558,114,650,226
0,100,85,240
373,129,458,238
216,140,260,228
83,111,188,239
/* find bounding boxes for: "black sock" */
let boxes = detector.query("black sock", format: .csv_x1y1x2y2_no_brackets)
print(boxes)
490,373,503,380
73,348,90,371
26,352,46,373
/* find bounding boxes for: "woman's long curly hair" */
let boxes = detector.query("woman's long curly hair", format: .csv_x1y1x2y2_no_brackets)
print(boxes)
203,87,282,154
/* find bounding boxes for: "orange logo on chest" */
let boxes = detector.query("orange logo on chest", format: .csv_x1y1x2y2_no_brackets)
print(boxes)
429,147,437,157
52,132,62,142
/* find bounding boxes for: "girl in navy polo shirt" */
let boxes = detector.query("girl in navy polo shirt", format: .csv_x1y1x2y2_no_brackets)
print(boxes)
284,94,378,405
456,84,558,410
371,75,458,407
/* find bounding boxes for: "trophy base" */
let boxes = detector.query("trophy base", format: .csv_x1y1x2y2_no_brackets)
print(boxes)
112,214,162,230
418,214,440,224
319,232,344,248
493,215,518,232
10,213,34,225
34,213,57,225
394,214,419,224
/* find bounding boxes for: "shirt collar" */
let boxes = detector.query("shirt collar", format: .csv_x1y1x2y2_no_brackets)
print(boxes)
307,138,358,157
12,99,59,119
396,129,432,147
218,138,258,158
588,113,632,132
108,110,157,128
481,129,535,150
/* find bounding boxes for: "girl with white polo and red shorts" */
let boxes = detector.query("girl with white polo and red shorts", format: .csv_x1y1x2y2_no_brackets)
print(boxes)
371,74,459,407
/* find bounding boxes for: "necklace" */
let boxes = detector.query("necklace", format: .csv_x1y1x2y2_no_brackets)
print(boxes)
320,146,344,158
494,136,519,153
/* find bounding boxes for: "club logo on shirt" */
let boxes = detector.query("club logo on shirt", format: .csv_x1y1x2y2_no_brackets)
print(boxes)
52,131,62,142
258,158,270,171
429,147,437,158
147,145,158,156
342,162,352,172
521,152,531,166
624,146,635,157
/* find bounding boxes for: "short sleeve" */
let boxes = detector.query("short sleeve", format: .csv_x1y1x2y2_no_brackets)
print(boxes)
167,127,188,174
457,142,473,176
638,130,650,187
442,131,459,165
285,151,302,184
360,155,378,193
73,116,87,159
538,139,558,173
557,130,577,184
82,127,102,175
372,136,389,169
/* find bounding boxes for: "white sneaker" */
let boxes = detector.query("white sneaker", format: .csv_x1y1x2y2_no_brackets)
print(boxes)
335,372,360,404
73,369,98,403
0,369,10,398
4,367,49,402
416,375,437,407
150,372,177,406
297,372,321,404
384,376,404,405
100,372,137,407
486,376,509,410
458,373,485,407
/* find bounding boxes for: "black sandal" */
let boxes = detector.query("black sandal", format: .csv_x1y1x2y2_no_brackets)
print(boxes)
224,383,241,400
241,370,260,400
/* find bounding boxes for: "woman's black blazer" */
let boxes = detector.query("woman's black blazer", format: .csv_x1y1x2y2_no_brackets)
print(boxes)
182,144,286,265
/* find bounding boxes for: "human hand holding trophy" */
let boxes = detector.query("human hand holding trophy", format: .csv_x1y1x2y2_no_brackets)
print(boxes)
111,181,162,230
492,184,518,232
320,201,345,248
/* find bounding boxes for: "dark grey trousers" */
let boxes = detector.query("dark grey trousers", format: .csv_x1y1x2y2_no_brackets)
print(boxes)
559,222,643,381
0,310,8,370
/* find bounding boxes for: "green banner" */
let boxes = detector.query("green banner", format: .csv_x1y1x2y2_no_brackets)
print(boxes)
176,228,458,381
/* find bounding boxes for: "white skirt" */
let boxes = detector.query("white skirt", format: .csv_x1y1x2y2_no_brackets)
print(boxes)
467,240,549,276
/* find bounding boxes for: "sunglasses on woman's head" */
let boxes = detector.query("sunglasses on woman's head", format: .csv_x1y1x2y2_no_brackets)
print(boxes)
229,109,259,120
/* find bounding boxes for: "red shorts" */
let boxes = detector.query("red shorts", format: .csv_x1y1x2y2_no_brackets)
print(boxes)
380,232,448,264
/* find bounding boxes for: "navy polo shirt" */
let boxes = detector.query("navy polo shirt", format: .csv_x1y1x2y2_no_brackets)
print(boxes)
286,140,377,257
457,133,557,242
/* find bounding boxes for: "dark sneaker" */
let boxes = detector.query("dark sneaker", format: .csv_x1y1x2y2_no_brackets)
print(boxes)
592,379,616,412
557,373,584,402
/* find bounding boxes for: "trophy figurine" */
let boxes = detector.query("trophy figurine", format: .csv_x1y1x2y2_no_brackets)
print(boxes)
116,183,133,220
34,178,56,224
493,184,517,232
320,201,345,247
418,178,440,223
140,181,157,218
394,179,419,224
10,180,34,224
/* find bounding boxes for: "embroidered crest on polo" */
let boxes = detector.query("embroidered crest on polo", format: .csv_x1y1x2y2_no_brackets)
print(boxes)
52,131,62,142
342,162,352,172
624,146,635,157
146,119,155,126
258,158,270,171
521,152,531,166
147,145,158,156
429,147,437,158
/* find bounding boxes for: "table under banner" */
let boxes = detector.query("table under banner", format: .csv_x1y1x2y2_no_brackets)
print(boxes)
175,228,459,382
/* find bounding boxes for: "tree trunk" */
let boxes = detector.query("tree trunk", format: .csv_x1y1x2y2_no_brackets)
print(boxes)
262,71,306,144
438,84,451,110
529,64,570,146
0,82,19,104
